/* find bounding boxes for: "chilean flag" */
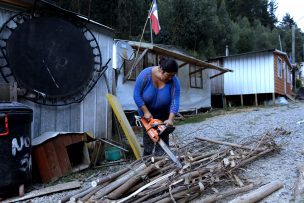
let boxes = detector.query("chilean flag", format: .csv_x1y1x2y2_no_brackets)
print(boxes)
150,0,161,35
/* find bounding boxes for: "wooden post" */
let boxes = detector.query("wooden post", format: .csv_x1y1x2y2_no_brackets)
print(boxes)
255,94,258,106
272,93,276,105
293,165,304,202
240,95,243,107
222,94,227,108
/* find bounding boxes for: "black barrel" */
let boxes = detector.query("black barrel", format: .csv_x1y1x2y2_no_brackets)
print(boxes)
0,102,33,197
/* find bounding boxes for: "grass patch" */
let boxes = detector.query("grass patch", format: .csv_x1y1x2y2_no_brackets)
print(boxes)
175,113,212,125
175,106,266,126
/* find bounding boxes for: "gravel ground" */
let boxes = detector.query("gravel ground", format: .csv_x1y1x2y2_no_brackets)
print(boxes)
174,101,304,203
6,101,304,202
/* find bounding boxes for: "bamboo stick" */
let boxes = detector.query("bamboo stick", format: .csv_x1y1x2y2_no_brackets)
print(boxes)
293,165,304,202
70,186,96,202
132,185,168,203
91,166,130,187
199,184,255,203
78,186,101,203
58,186,88,203
195,137,267,151
116,171,176,203
107,160,167,199
228,181,283,203
93,163,146,199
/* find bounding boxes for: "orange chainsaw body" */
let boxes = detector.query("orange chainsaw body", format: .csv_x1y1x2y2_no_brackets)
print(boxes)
140,118,174,143
140,118,165,143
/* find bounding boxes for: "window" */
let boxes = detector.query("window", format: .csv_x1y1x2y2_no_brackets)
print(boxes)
277,58,282,78
189,65,203,88
287,68,291,84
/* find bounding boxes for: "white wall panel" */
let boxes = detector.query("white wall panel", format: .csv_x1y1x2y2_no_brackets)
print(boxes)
224,52,274,95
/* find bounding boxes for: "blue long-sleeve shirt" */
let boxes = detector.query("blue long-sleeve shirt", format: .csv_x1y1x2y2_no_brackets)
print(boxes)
133,67,180,120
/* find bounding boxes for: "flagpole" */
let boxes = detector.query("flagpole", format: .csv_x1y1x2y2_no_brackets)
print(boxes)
126,1,153,80
135,1,153,56
150,17,153,44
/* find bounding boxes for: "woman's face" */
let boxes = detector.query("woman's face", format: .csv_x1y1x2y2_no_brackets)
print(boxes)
160,69,176,83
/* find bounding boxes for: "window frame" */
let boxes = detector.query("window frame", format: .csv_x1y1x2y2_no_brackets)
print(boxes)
287,68,291,84
277,57,283,78
189,65,203,89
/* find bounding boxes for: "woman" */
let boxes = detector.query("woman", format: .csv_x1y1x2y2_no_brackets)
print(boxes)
133,57,180,156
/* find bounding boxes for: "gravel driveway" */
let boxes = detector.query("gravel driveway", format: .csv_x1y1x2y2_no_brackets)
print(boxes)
174,101,304,203
7,101,304,203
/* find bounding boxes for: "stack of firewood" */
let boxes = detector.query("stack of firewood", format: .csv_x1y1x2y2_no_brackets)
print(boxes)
61,128,286,203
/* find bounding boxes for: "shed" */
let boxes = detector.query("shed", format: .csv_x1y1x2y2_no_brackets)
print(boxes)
0,0,114,140
113,40,231,114
208,49,294,107
32,132,93,183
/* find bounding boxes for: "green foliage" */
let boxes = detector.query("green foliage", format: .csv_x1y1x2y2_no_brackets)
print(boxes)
58,0,304,62
296,79,302,88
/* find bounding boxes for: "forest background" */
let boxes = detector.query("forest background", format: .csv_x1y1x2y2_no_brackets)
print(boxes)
59,0,304,63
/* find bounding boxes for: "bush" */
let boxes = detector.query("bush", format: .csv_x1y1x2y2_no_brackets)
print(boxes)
296,79,302,88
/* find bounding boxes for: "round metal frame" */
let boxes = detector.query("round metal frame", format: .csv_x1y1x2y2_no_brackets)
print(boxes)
0,11,105,106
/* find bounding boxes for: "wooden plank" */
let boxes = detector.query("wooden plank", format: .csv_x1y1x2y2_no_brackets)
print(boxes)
70,134,83,144
53,137,72,175
255,94,258,106
124,49,149,82
293,165,304,202
61,135,73,146
106,94,142,160
43,140,63,182
2,181,81,203
286,94,296,102
33,146,53,183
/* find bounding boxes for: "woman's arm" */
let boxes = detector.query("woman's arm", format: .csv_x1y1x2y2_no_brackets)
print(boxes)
165,77,180,126
133,69,152,119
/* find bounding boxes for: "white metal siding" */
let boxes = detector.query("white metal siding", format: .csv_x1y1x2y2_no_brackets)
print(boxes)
224,53,274,95
0,7,113,139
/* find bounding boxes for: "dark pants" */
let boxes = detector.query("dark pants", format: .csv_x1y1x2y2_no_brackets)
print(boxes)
143,130,169,156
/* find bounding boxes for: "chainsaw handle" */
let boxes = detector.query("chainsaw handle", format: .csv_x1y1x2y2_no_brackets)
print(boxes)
150,123,166,128
140,117,159,143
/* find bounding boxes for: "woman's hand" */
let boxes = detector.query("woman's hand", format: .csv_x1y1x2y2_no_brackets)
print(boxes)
141,105,152,121
144,112,153,121
164,119,173,126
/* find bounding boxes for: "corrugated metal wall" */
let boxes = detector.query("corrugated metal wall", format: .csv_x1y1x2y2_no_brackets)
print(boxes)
223,52,274,95
209,60,224,94
0,7,113,139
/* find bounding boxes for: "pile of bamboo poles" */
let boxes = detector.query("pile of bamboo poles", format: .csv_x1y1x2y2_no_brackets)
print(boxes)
61,128,285,203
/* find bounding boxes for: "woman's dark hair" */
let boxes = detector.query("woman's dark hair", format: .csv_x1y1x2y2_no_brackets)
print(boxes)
159,57,178,73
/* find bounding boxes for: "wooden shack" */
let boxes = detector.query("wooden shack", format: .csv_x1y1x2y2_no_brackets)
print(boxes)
208,49,294,107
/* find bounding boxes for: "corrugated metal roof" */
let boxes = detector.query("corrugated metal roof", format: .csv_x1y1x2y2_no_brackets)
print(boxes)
126,40,232,74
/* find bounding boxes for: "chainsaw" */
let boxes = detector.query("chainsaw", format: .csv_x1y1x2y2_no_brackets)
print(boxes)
138,116,182,168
